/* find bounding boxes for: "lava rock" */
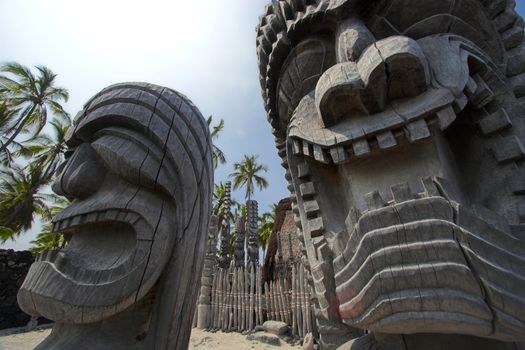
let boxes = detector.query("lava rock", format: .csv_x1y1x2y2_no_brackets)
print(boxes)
0,249,35,330
247,331,281,346
262,320,289,335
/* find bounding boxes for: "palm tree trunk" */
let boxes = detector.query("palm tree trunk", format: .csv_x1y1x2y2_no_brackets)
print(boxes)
0,104,36,154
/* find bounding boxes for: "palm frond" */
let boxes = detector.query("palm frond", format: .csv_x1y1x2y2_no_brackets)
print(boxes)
228,154,268,200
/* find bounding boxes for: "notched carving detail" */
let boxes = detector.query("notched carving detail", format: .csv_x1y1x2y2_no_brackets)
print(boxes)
258,0,525,348
18,83,213,350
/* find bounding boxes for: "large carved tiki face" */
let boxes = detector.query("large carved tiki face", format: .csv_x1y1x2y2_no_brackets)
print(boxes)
257,0,525,346
18,83,213,348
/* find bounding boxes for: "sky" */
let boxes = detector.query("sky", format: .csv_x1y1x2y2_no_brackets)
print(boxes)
0,0,285,250
1,0,525,250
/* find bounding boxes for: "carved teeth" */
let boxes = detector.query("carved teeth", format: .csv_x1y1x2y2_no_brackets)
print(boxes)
421,177,440,197
364,191,386,211
478,108,512,135
453,93,468,112
308,217,324,237
86,212,98,223
292,139,302,155
465,74,494,108
125,212,140,225
304,200,320,218
70,215,82,227
313,144,330,163
405,119,430,142
352,139,371,157
52,209,144,234
330,146,348,164
116,211,127,221
303,140,312,156
391,182,415,203
297,163,310,179
492,136,525,163
291,107,457,165
436,106,456,130
300,182,316,198
59,218,71,231
376,131,397,149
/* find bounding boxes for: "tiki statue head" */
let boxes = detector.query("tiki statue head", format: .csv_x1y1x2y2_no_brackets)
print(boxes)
18,83,213,349
257,1,525,348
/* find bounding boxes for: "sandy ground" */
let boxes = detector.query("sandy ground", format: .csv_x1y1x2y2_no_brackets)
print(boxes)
0,327,301,350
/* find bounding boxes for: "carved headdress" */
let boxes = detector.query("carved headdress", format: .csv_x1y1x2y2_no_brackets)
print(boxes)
257,1,525,348
18,83,213,349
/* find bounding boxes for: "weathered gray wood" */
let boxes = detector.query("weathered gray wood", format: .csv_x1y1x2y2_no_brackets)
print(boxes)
257,266,264,326
240,267,246,331
244,266,249,330
233,268,239,330
247,201,260,267
197,215,219,329
218,183,232,269
18,83,213,350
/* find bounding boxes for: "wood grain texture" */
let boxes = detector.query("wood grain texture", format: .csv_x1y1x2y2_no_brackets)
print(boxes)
257,1,525,349
18,83,213,350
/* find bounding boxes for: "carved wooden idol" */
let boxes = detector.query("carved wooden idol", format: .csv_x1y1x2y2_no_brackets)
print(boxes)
18,83,213,350
257,1,525,349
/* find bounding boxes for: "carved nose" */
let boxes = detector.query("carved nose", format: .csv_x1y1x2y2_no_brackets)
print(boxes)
315,36,429,127
52,143,107,200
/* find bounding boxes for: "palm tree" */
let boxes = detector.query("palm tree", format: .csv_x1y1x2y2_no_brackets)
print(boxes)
229,155,269,201
29,196,69,253
0,164,52,241
0,101,20,165
258,204,277,259
212,182,239,219
0,62,69,154
15,116,71,181
206,115,226,169
0,117,71,242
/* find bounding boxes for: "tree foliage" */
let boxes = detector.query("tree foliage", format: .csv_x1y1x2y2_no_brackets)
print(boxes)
29,196,68,253
229,155,268,201
0,62,69,155
206,115,226,169
258,203,276,258
0,62,70,244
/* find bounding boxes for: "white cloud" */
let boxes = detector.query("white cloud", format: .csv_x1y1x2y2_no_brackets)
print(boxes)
0,0,288,250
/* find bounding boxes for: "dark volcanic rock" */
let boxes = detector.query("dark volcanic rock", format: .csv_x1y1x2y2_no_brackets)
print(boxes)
0,249,34,330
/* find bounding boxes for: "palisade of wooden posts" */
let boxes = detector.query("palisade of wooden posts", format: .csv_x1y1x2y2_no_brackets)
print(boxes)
205,262,317,338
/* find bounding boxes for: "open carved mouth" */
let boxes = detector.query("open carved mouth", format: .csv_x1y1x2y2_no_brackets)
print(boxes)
33,208,150,284
289,136,525,342
17,82,213,347
280,30,525,344
257,0,525,346
18,172,167,324
289,88,454,164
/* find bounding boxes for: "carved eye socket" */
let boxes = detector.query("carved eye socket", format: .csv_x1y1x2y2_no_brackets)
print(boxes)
91,134,157,189
277,37,336,128
90,128,174,198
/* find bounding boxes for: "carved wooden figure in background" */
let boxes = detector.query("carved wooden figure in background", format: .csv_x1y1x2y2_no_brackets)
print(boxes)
17,83,213,350
257,1,525,349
